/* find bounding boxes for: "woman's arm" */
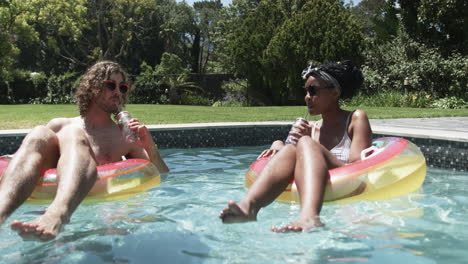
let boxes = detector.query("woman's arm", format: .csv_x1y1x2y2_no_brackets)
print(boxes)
348,110,373,163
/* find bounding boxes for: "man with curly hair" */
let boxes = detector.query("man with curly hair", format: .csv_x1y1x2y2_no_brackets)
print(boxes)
0,61,168,241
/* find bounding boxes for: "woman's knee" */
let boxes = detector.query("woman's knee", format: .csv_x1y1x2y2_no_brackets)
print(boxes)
297,136,317,147
297,136,323,154
271,140,285,149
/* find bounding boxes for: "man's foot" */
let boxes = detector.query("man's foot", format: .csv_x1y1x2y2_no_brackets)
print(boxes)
270,217,324,232
219,200,256,224
10,212,68,241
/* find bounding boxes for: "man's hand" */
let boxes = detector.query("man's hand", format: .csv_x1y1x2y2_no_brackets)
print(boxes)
126,118,169,173
127,118,152,147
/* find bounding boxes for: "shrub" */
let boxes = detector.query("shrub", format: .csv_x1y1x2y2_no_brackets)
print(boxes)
0,70,48,103
343,90,438,108
212,79,252,107
402,92,434,108
180,94,212,106
342,91,405,107
431,97,467,109
212,93,249,107
130,62,164,104
30,72,79,104
363,30,468,98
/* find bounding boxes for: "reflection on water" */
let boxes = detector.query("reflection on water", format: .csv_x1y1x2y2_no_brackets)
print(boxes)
0,146,467,264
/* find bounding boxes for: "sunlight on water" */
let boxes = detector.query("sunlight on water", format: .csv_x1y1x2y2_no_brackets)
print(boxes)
1,146,467,264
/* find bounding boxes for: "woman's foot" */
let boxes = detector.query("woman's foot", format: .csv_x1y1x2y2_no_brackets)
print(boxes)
270,217,324,232
219,200,257,223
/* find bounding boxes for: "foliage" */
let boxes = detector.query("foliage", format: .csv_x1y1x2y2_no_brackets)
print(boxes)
0,0,38,81
30,72,79,104
362,30,468,98
342,90,435,108
211,97,247,107
0,69,49,103
192,0,224,73
216,0,364,105
180,94,212,106
132,53,204,104
342,91,405,107
212,78,250,107
431,97,467,109
265,0,364,104
351,0,399,42
156,52,203,104
131,62,164,104
2,0,466,107
398,0,467,55
402,92,434,108
155,52,189,75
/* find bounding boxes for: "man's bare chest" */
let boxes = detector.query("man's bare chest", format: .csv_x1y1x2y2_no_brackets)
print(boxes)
85,129,128,164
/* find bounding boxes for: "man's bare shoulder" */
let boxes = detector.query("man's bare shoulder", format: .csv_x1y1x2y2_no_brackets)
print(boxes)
46,117,82,132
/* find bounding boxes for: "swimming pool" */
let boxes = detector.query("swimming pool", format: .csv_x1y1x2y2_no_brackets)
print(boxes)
1,146,467,264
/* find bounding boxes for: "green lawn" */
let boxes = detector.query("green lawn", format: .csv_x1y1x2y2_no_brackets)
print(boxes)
1,104,468,129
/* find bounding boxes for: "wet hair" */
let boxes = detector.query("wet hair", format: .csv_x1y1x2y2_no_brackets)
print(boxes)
75,61,130,116
301,60,363,99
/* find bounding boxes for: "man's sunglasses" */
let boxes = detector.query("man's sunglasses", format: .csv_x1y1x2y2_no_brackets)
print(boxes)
103,80,129,94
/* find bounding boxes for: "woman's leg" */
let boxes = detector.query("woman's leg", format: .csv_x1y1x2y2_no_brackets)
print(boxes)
220,144,297,223
0,126,59,226
11,126,98,241
271,136,343,232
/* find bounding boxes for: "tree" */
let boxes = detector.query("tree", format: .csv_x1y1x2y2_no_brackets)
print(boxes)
193,0,223,73
15,0,89,73
351,0,399,42
0,0,39,82
156,52,200,104
362,30,468,98
215,0,364,105
158,0,197,71
398,0,467,55
214,0,285,104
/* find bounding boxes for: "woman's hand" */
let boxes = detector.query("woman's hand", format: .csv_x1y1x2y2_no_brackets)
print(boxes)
257,149,280,159
287,122,312,143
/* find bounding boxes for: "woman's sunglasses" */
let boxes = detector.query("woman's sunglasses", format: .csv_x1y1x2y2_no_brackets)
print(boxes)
103,80,129,94
305,85,325,96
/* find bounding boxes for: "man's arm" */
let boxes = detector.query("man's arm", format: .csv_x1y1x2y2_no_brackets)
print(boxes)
127,119,169,174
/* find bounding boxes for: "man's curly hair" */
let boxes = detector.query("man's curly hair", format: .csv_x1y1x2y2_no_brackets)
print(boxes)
76,61,130,116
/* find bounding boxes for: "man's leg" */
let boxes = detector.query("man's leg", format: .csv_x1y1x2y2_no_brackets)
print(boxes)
11,126,98,241
0,126,59,226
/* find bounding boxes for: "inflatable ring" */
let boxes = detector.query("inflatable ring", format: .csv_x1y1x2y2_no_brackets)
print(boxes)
245,137,427,204
0,157,161,204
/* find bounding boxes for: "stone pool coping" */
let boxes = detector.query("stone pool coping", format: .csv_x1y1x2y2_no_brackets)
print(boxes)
1,118,467,171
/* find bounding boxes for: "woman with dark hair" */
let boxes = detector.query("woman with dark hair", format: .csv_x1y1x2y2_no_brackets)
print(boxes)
219,61,372,232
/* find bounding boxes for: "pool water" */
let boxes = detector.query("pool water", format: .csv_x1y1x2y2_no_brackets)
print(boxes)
1,146,467,264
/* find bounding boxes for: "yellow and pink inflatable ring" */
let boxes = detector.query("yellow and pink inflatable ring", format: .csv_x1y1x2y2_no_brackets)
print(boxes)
0,157,161,204
245,137,427,204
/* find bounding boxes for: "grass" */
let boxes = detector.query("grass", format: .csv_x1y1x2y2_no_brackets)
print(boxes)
1,104,468,129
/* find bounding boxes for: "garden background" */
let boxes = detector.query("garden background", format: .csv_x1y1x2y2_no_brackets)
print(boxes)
1,0,467,111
